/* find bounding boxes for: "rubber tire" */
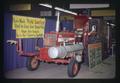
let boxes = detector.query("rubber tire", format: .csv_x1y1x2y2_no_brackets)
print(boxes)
26,57,40,71
67,58,81,77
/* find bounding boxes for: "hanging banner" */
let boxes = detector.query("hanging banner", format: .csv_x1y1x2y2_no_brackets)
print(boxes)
12,15,45,38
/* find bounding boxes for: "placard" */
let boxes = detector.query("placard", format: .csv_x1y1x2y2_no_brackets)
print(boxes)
12,15,45,38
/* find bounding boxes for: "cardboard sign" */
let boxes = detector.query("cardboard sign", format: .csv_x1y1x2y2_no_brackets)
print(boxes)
12,15,45,38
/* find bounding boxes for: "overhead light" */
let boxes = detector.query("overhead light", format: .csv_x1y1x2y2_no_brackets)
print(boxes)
88,17,92,19
39,3,77,15
110,24,115,27
39,4,52,8
107,22,110,25
55,7,77,15
107,22,115,27
70,4,109,9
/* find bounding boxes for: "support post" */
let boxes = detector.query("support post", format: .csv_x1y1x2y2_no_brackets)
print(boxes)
56,11,60,32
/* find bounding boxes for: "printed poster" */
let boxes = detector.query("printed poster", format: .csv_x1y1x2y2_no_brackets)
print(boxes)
12,15,46,38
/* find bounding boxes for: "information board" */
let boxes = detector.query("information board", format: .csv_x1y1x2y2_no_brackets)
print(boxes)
12,15,46,38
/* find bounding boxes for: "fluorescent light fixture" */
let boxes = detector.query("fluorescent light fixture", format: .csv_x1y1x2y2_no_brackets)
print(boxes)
39,3,77,15
55,7,77,15
107,22,115,27
88,17,92,19
70,4,109,9
39,4,52,8
107,22,110,25
110,23,115,26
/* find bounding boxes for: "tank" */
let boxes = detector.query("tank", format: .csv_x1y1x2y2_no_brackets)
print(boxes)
48,43,83,58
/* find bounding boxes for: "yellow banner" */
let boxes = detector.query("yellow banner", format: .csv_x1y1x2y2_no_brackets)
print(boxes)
12,15,45,38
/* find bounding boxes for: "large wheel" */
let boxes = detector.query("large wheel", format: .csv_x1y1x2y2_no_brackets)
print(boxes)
67,58,81,77
26,56,40,71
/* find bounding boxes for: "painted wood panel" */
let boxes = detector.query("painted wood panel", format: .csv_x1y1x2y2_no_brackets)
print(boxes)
91,10,115,16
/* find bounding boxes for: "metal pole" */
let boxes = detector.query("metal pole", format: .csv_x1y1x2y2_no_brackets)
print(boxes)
107,22,110,49
18,38,23,54
56,11,60,32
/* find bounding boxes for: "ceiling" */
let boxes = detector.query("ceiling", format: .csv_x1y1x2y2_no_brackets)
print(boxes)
5,0,115,8
4,0,116,14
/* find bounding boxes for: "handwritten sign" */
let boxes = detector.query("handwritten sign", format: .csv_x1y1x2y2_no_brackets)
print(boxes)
12,15,46,38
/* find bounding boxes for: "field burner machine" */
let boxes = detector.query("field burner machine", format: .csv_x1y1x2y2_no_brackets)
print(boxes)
7,31,84,77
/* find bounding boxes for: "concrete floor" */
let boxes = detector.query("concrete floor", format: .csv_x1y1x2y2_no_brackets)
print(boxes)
4,55,115,79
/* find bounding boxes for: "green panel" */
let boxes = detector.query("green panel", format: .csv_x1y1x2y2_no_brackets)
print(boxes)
88,43,102,68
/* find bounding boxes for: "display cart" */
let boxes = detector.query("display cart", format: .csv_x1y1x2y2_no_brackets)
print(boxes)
7,11,85,77
7,32,84,77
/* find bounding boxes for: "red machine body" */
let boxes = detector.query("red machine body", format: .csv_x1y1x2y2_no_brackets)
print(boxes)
7,29,83,77
38,32,76,64
43,32,75,46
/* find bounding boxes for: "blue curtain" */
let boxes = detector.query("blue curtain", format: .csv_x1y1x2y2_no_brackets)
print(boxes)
4,13,57,72
4,12,27,72
45,17,56,33
60,20,73,31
